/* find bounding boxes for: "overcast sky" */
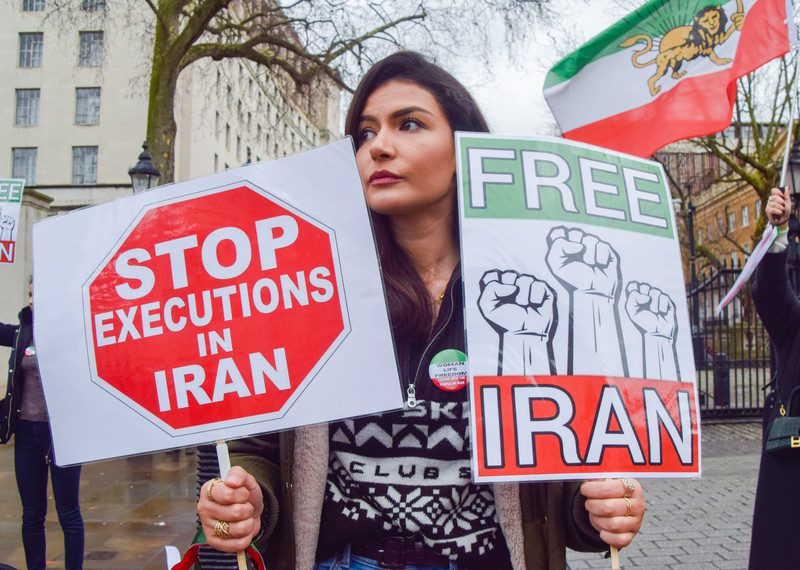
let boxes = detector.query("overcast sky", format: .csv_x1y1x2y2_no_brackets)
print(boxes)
455,1,627,136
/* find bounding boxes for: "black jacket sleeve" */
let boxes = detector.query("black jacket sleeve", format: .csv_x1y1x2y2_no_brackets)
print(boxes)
751,250,800,349
0,322,19,348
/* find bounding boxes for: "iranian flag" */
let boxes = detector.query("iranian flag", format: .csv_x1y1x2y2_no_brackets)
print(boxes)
543,0,798,157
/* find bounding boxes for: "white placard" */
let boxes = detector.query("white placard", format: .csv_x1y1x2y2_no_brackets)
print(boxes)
33,139,403,465
457,133,701,482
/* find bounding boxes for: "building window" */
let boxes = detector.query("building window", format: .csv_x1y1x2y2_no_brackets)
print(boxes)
72,146,98,184
727,212,735,233
81,0,105,11
215,112,220,139
214,153,219,172
236,136,241,161
226,86,232,111
15,89,40,126
247,112,251,133
756,199,762,217
730,251,737,267
78,31,103,66
19,33,43,68
225,124,231,149
23,0,45,11
741,205,749,227
697,228,704,245
744,243,752,258
257,124,262,143
75,87,101,124
12,148,37,185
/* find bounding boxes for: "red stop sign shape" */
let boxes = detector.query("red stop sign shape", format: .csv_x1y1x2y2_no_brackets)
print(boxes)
84,185,348,433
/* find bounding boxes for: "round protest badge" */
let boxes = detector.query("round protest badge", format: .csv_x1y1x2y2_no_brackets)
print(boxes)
24,345,36,357
428,349,468,392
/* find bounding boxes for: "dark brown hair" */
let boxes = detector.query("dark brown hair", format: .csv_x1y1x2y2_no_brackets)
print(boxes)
345,51,490,340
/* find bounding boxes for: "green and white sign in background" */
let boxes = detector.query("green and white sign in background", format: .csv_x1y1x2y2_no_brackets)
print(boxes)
456,133,695,384
0,179,24,265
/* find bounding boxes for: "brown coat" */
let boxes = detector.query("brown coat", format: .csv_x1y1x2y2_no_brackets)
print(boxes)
231,426,606,570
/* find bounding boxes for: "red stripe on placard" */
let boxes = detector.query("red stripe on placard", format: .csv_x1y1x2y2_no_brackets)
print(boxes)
562,0,793,157
472,375,699,480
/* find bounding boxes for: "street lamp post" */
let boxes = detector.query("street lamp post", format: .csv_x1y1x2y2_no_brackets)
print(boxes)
128,141,161,193
673,194,703,360
684,195,703,363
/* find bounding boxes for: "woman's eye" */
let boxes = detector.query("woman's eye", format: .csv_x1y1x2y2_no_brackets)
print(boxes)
358,128,376,142
401,118,423,131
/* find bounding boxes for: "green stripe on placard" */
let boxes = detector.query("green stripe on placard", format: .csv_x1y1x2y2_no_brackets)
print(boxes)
0,179,24,203
544,0,736,89
458,136,674,240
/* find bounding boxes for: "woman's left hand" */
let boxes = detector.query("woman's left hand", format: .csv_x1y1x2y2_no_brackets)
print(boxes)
580,478,645,548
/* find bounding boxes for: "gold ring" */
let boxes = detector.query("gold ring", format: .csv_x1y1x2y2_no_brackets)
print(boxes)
206,477,222,503
620,479,635,499
623,497,633,517
214,520,232,539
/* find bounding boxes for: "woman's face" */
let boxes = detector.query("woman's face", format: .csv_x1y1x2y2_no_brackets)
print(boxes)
355,80,456,218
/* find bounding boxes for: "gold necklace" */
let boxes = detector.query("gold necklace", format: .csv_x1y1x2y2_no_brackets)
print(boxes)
437,286,447,304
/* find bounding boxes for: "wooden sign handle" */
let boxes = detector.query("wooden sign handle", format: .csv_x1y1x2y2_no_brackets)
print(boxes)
216,440,248,570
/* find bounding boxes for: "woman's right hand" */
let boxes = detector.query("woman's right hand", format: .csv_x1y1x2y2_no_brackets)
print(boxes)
766,187,791,226
198,466,264,552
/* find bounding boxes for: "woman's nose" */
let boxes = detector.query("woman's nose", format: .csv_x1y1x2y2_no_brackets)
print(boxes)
369,129,395,160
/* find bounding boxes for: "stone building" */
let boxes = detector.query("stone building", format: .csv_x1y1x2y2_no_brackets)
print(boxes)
0,0,341,329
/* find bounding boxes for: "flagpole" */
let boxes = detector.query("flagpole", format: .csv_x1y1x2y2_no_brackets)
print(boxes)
778,47,800,189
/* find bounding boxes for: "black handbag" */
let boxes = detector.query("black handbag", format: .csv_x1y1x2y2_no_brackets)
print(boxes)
766,386,800,458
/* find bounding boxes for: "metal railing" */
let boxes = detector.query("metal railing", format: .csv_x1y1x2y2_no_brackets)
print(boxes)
689,262,771,418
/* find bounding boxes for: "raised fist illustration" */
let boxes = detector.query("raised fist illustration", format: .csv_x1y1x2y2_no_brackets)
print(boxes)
625,281,676,340
478,269,556,338
0,216,15,241
545,226,621,298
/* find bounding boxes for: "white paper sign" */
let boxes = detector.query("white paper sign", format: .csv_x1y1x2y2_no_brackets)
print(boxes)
0,179,24,264
33,139,403,465
457,133,701,482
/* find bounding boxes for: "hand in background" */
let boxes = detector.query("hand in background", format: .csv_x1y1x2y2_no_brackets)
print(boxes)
766,187,791,226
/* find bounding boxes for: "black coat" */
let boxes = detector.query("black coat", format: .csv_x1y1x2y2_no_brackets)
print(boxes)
749,250,800,569
0,306,32,443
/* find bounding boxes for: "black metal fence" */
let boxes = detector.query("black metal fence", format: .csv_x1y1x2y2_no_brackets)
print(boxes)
689,262,772,419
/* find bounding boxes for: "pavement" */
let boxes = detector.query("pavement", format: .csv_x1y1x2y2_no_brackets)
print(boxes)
0,422,762,570
568,422,762,570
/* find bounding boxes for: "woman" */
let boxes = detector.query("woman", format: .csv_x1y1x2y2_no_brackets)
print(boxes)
197,51,645,569
0,281,85,570
749,187,800,569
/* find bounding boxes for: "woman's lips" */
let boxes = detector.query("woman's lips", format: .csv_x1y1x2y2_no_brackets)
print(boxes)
369,170,402,185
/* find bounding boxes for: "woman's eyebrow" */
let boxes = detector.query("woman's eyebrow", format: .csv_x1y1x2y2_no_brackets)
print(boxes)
359,106,434,123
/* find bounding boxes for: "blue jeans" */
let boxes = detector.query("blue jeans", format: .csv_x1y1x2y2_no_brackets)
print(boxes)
15,420,84,570
316,543,457,570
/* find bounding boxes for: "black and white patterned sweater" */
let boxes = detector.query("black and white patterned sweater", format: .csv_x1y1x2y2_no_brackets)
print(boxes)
316,269,512,568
